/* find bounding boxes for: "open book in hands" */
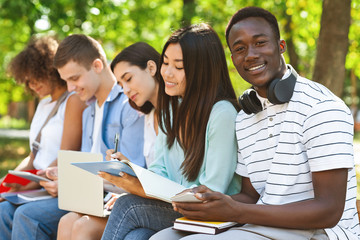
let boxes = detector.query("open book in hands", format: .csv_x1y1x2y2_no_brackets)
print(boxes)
71,159,202,203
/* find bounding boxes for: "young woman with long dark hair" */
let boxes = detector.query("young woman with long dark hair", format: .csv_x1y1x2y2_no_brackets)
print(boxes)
100,23,241,240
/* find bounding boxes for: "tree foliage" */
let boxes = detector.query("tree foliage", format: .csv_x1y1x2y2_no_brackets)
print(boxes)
0,0,359,116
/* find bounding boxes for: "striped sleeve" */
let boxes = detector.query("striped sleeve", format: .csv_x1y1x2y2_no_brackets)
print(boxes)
235,112,250,177
303,99,354,172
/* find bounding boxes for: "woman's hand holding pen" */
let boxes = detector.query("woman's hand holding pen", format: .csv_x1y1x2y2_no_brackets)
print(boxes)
105,149,129,162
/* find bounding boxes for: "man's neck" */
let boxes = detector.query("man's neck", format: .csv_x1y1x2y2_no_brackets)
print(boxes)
95,69,116,107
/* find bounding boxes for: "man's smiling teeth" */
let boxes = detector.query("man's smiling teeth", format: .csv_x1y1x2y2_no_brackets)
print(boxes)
249,64,265,71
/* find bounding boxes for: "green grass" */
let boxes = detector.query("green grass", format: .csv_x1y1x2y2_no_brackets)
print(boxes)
0,137,30,178
0,116,30,129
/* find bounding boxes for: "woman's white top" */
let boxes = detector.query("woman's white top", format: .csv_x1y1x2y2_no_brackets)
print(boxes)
29,93,73,169
143,108,157,167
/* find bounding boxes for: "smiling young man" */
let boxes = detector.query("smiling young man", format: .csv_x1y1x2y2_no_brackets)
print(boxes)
54,34,146,238
54,34,145,160
151,7,359,240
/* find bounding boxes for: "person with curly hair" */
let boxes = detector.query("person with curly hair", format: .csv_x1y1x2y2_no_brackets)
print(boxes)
0,36,86,240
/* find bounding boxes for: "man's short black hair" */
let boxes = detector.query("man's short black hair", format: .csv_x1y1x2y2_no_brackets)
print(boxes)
225,6,280,47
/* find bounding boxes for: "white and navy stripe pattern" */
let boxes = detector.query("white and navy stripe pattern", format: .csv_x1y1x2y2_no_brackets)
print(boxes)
236,74,359,240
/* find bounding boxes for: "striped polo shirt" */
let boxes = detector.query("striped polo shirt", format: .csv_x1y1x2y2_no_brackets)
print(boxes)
235,72,360,240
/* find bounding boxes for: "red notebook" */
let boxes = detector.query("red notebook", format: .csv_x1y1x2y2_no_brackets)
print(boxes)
0,169,38,193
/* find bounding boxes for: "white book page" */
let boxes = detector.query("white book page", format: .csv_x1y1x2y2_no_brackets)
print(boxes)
125,161,186,203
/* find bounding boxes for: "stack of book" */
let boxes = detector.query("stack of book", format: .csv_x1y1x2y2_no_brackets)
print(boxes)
173,217,238,235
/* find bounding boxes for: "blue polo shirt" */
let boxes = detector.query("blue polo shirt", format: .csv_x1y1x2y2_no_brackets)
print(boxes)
81,84,145,167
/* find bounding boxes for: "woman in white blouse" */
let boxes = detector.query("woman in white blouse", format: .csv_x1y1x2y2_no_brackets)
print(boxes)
0,36,86,196
57,42,161,240
0,36,86,240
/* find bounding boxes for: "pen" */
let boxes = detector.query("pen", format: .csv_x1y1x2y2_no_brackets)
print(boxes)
113,133,119,154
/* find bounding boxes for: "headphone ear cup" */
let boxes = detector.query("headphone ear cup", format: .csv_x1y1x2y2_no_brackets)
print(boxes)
267,78,282,104
239,89,263,114
267,65,297,104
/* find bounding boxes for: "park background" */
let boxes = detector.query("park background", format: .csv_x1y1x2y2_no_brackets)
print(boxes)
0,0,359,195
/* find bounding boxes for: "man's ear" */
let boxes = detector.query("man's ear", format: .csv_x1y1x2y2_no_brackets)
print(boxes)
92,58,104,73
279,40,286,54
146,60,157,77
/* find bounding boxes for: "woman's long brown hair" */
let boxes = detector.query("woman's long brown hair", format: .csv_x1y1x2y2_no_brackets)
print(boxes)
157,23,240,181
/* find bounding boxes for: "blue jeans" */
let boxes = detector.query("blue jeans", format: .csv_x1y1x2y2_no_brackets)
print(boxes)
101,194,182,240
0,198,68,240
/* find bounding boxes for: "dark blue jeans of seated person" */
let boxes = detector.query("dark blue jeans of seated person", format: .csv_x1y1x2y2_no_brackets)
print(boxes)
0,198,68,240
101,194,182,240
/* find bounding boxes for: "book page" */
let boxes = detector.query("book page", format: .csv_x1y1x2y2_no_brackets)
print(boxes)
125,161,186,203
170,191,202,202
70,157,188,203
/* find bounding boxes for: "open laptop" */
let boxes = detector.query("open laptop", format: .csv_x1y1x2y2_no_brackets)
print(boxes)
58,150,110,217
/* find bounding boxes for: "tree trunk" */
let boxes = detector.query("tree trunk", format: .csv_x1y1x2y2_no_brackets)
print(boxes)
283,9,300,73
350,69,359,130
182,0,195,27
312,0,351,97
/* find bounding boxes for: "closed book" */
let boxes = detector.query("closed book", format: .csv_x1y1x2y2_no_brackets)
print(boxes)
1,189,52,205
17,188,52,201
173,217,238,235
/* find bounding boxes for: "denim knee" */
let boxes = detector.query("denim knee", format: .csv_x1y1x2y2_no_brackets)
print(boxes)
0,201,17,240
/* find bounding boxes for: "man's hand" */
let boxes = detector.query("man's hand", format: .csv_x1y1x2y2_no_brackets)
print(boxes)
104,194,122,211
173,185,242,222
